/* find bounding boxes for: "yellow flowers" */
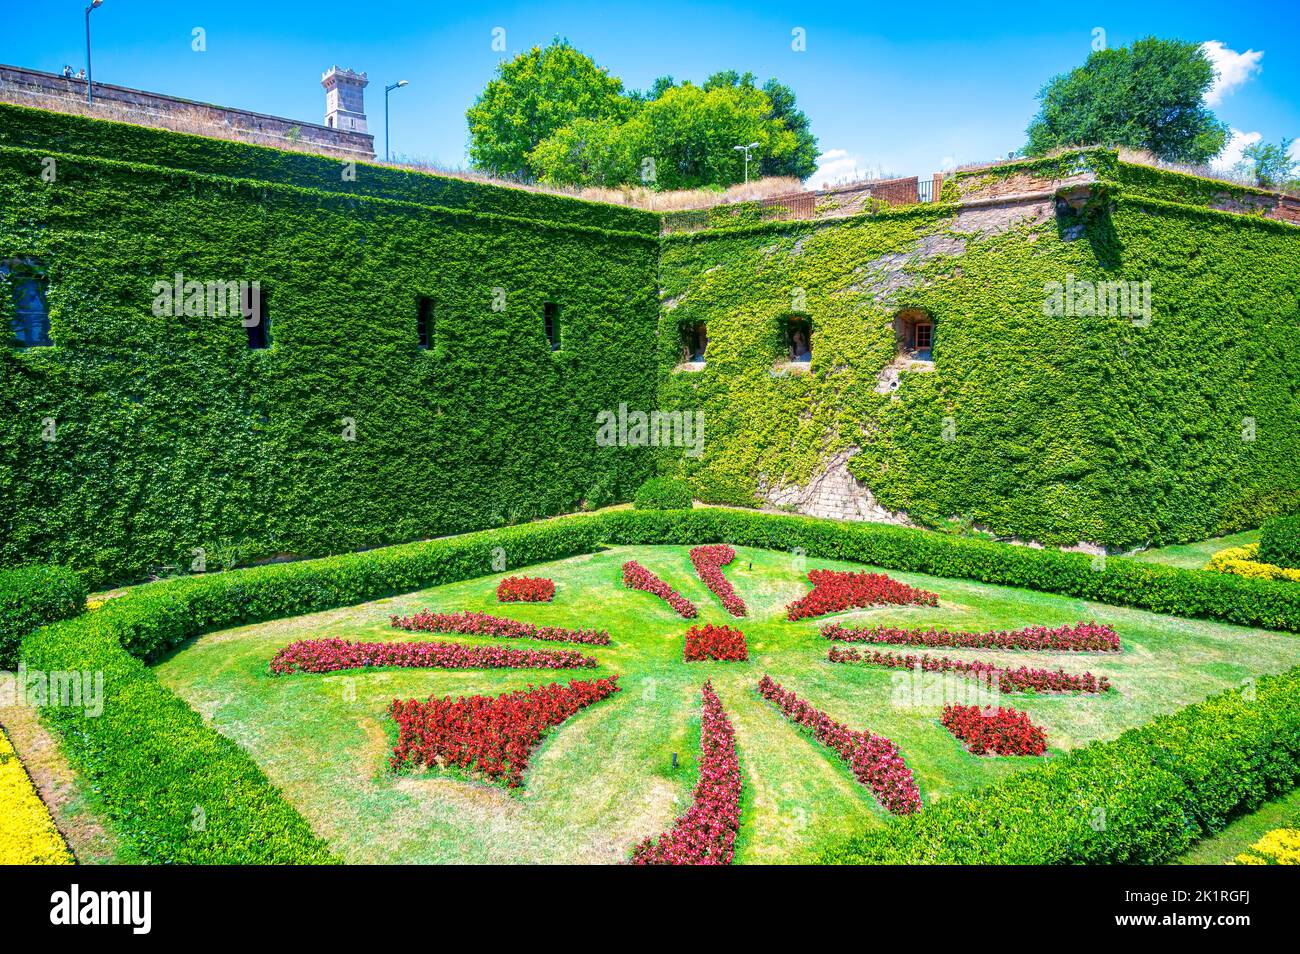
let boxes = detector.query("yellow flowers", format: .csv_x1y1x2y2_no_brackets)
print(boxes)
1235,828,1300,865
1205,544,1300,583
0,728,72,864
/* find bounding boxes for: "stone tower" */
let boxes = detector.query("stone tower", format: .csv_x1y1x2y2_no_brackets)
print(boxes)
321,67,368,133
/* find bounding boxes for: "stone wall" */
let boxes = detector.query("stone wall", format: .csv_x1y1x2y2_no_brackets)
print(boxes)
0,64,374,160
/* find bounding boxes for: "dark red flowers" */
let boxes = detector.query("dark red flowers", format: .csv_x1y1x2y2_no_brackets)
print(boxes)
390,610,610,645
389,677,621,787
786,569,938,621
821,621,1120,652
689,545,746,617
683,623,748,662
756,675,921,814
629,681,742,865
269,638,597,675
622,560,698,618
941,703,1048,756
496,576,556,603
827,646,1111,694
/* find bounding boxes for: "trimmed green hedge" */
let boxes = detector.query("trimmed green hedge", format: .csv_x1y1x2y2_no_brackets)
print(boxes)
821,665,1300,864
1260,514,1300,570
597,508,1300,632
20,517,604,863
0,564,86,668
633,476,693,510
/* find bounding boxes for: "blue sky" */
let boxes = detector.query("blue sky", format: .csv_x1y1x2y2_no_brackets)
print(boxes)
3,0,1296,185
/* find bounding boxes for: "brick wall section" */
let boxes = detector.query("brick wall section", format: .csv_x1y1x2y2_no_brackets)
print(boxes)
0,64,374,160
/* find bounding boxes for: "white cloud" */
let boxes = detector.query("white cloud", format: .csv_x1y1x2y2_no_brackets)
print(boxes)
811,149,889,188
939,156,957,172
1212,127,1262,171
1201,40,1264,106
1290,139,1300,163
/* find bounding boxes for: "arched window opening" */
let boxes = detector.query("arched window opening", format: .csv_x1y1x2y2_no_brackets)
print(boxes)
895,308,934,361
787,316,812,363
680,321,708,363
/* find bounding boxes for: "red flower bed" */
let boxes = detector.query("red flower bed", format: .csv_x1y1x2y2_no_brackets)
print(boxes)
683,623,748,662
269,638,597,675
390,610,610,645
786,569,938,621
689,545,746,617
821,620,1120,652
629,681,741,865
496,576,555,603
941,703,1047,756
756,675,921,814
827,646,1111,694
389,676,621,787
622,560,697,619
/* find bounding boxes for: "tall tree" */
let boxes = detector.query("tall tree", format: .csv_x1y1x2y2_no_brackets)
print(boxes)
1237,139,1299,189
1025,37,1229,164
466,40,628,179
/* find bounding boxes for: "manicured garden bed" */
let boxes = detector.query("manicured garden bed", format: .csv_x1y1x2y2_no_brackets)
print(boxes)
141,527,1300,864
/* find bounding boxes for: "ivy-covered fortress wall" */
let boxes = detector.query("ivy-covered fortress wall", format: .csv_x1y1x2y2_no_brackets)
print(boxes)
657,151,1300,550
0,104,660,587
3,103,1298,585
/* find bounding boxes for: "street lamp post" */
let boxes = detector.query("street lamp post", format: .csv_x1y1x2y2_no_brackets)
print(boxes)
384,80,409,161
85,0,103,104
733,141,760,184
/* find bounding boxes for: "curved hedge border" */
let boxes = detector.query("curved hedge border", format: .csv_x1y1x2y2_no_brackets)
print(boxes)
597,509,1300,632
822,665,1300,864
14,507,1300,864
20,518,603,864
0,564,86,668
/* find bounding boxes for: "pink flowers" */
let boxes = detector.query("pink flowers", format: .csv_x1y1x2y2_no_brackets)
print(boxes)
827,646,1111,694
821,621,1121,652
269,638,597,675
389,677,621,788
756,675,921,815
622,560,698,618
684,623,748,662
390,610,610,645
689,545,746,617
786,569,938,621
496,576,556,603
941,704,1047,756
629,681,742,865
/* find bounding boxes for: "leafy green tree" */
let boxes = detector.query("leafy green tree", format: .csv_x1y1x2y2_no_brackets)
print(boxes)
759,79,818,179
1025,37,1229,164
1237,138,1299,189
531,81,800,191
466,40,628,179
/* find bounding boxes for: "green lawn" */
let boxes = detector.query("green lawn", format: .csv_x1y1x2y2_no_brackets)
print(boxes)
154,544,1300,864
1173,786,1300,865
1129,530,1260,570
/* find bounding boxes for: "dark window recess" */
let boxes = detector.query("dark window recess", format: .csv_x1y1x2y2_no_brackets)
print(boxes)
787,317,812,363
681,322,708,362
243,286,270,349
417,297,434,349
543,302,561,351
2,259,51,348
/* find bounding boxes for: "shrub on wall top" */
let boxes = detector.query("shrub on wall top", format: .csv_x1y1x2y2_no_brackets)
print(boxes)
634,477,694,511
0,565,86,668
1259,514,1300,570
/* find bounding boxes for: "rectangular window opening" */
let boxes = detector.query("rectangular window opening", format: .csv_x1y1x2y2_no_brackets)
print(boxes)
417,297,434,350
3,259,52,348
543,301,561,351
243,285,270,349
